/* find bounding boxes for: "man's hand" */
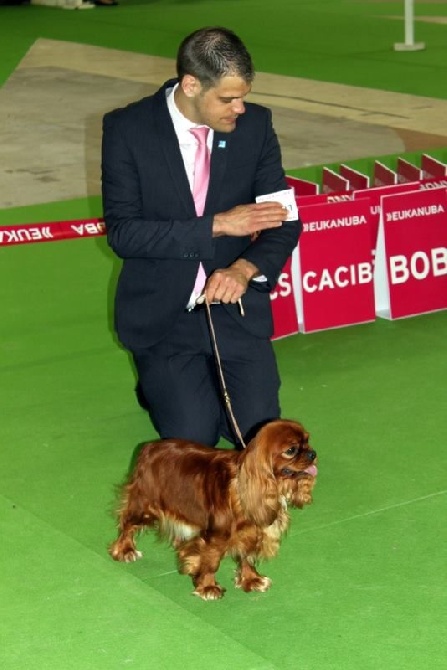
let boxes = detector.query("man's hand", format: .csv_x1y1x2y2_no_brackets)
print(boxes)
202,259,259,305
213,202,288,237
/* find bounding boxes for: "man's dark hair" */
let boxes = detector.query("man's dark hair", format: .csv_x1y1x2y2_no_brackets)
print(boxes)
176,27,255,89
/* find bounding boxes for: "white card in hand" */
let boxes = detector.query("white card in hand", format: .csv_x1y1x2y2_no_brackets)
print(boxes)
255,188,299,221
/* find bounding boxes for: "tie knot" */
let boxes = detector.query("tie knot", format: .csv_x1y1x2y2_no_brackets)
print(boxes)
190,126,209,145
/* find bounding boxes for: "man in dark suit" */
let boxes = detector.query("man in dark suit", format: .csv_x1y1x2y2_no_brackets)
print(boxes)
101,27,301,446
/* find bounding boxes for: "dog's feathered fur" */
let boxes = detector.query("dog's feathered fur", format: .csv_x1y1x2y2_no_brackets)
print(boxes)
110,419,317,600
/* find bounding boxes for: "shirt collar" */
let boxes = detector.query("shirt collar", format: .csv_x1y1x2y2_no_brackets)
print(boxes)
167,83,210,135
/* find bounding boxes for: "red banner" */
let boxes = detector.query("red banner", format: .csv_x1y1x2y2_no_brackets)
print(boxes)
3,162,447,334
297,192,353,206
0,219,105,246
353,178,447,250
375,188,447,319
353,182,420,250
295,198,375,332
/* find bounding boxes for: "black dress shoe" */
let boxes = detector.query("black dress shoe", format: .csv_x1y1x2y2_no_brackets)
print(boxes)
94,0,119,5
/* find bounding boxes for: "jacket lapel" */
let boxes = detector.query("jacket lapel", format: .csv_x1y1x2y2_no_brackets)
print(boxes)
205,132,229,214
153,84,196,215
153,82,230,217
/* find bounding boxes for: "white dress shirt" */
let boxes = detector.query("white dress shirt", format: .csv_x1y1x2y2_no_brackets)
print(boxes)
166,84,214,308
166,85,266,305
166,84,214,190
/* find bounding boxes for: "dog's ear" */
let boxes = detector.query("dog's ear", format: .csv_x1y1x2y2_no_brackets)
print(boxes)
238,441,279,527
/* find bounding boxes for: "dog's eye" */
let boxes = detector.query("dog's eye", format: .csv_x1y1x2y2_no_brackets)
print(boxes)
284,446,298,457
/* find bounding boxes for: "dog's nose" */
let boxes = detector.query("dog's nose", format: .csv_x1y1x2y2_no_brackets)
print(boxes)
307,449,317,462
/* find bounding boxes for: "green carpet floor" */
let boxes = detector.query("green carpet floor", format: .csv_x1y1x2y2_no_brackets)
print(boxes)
1,2,447,669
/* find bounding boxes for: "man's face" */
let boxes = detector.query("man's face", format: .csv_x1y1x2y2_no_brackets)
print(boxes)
188,75,251,133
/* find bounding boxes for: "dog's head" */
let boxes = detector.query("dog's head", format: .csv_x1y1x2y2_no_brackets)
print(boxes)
238,419,318,526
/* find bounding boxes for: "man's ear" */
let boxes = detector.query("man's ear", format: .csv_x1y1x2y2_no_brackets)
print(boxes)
181,74,201,98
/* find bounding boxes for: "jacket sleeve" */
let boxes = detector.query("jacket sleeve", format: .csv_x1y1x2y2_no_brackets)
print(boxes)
237,108,301,290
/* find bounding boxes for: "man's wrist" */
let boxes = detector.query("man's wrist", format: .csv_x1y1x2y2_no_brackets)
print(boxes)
231,259,260,282
212,213,226,237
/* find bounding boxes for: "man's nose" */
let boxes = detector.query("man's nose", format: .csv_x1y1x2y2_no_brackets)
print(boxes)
232,99,245,115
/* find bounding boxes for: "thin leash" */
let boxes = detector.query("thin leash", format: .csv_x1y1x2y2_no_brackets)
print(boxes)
203,297,248,449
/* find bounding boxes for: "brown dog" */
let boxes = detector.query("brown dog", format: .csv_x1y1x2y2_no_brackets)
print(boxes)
110,419,317,600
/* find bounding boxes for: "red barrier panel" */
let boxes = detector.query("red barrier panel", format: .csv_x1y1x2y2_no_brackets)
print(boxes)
3,157,447,335
286,175,319,196
375,188,447,319
295,198,375,333
353,177,447,249
270,255,299,340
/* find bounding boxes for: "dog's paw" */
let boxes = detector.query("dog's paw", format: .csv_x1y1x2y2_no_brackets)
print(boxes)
297,491,313,506
293,477,315,507
109,542,143,563
235,574,272,593
123,549,143,563
192,584,226,601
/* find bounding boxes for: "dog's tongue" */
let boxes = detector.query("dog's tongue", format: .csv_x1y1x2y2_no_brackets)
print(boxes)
304,465,318,477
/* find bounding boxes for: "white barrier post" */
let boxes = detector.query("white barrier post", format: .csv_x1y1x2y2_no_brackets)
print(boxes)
394,0,425,51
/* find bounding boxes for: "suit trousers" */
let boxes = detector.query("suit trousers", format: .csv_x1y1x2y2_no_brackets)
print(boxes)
132,305,281,447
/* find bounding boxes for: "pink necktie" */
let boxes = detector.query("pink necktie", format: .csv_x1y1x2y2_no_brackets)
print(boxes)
189,127,210,300
190,126,210,216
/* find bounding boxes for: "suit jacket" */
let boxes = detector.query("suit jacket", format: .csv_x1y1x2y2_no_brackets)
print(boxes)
102,79,301,351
